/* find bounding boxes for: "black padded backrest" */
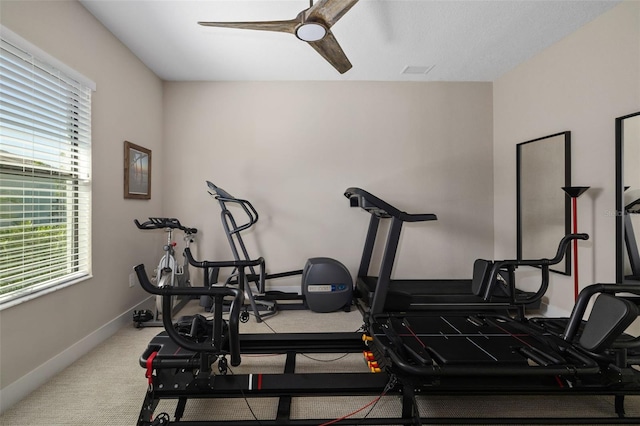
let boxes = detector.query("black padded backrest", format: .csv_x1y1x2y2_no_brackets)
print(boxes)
579,294,639,353
471,259,492,296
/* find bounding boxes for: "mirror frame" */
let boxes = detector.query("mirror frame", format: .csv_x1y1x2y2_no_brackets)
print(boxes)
615,111,640,283
517,131,572,275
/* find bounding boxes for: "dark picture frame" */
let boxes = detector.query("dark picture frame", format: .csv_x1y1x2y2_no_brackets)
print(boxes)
517,131,571,275
124,141,151,200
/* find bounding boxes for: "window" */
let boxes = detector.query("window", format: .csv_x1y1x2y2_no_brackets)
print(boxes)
0,27,94,307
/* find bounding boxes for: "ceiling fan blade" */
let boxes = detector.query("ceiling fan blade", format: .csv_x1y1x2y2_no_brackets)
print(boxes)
198,18,299,34
307,0,359,27
307,30,352,74
199,4,358,74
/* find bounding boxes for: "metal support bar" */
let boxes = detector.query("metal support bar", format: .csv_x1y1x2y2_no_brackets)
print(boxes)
358,215,380,278
370,217,403,315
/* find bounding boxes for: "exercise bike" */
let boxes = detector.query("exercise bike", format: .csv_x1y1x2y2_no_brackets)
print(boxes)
132,217,198,327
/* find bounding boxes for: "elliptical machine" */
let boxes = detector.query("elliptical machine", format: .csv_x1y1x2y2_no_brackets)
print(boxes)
204,181,353,322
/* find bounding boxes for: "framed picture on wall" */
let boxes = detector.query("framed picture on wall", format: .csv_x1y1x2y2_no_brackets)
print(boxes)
124,141,151,200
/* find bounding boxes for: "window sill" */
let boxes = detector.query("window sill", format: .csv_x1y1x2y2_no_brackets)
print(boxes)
0,274,93,311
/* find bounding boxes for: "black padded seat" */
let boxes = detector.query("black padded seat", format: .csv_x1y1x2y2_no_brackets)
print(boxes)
579,293,639,353
471,259,492,296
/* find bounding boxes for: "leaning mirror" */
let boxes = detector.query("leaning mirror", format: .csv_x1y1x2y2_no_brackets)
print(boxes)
616,111,640,283
517,131,571,275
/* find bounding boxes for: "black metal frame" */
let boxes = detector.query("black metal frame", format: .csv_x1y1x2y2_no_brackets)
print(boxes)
516,131,572,275
625,212,640,278
133,217,201,327
349,188,437,315
361,283,640,425
133,250,640,426
130,187,640,426
343,187,583,318
206,181,309,322
135,257,387,425
616,111,640,283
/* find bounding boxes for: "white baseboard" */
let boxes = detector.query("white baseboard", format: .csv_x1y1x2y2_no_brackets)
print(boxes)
0,296,152,414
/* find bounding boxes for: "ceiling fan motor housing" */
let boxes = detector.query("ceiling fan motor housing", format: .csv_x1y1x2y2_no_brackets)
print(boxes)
296,22,327,42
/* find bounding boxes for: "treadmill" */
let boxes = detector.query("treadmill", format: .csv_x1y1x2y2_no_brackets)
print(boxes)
344,187,586,316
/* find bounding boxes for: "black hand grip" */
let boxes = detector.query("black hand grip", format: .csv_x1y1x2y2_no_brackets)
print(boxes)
550,233,588,264
134,218,154,229
207,181,234,200
482,233,589,303
344,187,437,222
206,182,259,232
134,264,243,366
184,247,265,270
184,248,267,310
507,233,588,270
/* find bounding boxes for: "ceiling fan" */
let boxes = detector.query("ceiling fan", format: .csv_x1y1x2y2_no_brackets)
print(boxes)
198,0,359,74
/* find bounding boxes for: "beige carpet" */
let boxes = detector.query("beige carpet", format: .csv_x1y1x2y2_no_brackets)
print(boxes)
1,301,639,425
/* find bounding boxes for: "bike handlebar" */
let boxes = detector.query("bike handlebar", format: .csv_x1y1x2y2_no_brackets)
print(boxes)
134,217,197,234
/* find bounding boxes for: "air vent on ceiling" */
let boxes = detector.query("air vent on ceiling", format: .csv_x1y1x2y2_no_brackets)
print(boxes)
402,65,435,75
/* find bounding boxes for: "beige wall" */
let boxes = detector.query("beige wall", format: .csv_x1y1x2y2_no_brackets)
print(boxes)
2,0,638,413
0,0,163,403
161,81,494,286
493,1,640,315
0,2,495,410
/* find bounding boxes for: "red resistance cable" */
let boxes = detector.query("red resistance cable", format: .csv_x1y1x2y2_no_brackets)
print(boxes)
146,351,158,385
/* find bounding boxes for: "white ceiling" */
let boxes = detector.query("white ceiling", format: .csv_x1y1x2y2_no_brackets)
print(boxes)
79,0,621,82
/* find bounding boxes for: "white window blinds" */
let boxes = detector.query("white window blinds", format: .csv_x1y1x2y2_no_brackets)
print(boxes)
0,30,93,306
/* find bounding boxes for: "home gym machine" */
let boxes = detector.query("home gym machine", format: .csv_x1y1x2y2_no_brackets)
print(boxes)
132,217,202,327
362,282,640,425
131,187,640,425
133,251,640,425
344,187,587,318
134,249,375,426
205,181,352,322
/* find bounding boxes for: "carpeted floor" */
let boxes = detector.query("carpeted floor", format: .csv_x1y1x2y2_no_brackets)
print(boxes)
1,301,639,425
